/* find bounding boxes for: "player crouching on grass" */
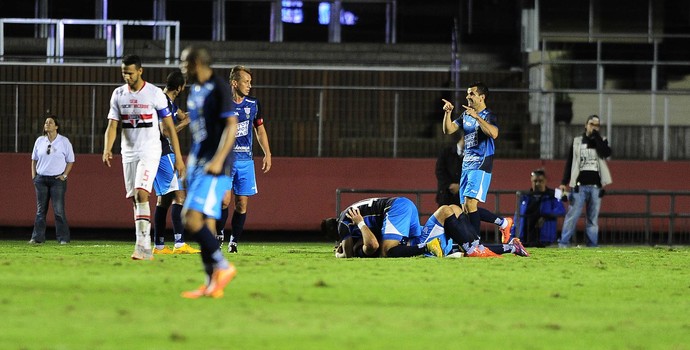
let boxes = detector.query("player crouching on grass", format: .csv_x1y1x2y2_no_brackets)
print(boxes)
322,197,445,258
325,204,530,258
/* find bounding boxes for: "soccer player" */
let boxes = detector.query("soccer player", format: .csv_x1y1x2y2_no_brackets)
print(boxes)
441,82,513,244
152,70,200,255
419,204,529,258
323,197,444,258
217,65,272,253
329,202,529,259
178,46,238,299
103,55,185,260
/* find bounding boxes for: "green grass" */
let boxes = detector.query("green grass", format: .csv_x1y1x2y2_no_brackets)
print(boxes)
1,241,689,350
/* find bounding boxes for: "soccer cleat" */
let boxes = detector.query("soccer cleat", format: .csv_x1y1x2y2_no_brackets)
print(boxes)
131,245,154,260
466,245,502,258
153,246,174,254
204,264,237,298
510,238,530,257
173,243,201,254
425,238,444,257
500,217,514,244
216,235,224,250
227,242,238,254
181,285,207,299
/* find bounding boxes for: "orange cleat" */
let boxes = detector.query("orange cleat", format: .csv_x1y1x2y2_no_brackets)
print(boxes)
500,217,514,244
204,264,237,298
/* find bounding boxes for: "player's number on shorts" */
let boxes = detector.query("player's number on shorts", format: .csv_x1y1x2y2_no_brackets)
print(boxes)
143,170,150,182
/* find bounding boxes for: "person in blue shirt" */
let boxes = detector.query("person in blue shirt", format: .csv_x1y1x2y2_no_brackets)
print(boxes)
324,197,443,258
511,168,566,247
152,70,200,255
216,65,272,253
178,46,238,299
441,82,513,244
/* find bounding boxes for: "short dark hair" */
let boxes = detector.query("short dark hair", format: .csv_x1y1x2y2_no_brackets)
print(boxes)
531,168,546,177
321,218,339,241
43,114,60,135
122,55,141,69
122,55,142,68
165,69,185,90
470,81,489,96
586,114,600,123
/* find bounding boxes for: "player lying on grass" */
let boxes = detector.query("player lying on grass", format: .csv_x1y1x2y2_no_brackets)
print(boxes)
325,201,529,258
322,197,444,258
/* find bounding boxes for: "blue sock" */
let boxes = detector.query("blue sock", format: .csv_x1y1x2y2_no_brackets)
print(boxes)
230,211,247,243
153,205,168,246
171,204,184,243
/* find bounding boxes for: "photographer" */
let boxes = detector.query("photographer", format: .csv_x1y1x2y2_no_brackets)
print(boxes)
558,115,613,248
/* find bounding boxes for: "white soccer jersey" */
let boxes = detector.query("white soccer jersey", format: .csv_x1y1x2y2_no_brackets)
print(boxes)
108,81,171,162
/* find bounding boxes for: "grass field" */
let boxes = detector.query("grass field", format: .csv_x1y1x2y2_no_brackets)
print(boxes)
1,240,689,350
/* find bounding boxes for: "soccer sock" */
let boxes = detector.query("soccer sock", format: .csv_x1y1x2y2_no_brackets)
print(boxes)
193,225,229,270
217,206,229,236
443,214,480,245
478,207,503,226
230,211,247,243
468,210,481,237
153,205,167,248
484,244,511,255
134,202,151,249
171,204,184,244
385,244,425,258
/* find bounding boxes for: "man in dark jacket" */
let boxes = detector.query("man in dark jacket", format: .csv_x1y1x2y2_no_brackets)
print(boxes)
512,169,566,247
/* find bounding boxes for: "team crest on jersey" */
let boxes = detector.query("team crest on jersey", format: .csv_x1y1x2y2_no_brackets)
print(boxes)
244,107,251,117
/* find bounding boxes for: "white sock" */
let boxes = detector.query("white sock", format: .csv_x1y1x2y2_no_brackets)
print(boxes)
134,202,151,249
500,218,509,229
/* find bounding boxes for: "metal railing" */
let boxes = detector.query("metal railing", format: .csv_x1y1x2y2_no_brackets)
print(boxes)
336,188,690,245
0,18,180,63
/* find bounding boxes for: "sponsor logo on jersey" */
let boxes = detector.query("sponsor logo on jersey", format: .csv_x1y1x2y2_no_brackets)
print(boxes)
236,120,249,137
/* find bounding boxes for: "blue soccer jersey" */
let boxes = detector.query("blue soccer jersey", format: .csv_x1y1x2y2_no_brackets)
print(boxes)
454,108,497,173
186,73,238,172
336,197,396,242
232,96,263,161
160,94,180,157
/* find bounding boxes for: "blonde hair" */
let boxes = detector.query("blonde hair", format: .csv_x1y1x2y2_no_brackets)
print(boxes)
229,65,252,82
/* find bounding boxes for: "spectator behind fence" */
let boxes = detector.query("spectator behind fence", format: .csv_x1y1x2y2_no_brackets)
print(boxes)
435,135,463,207
558,115,612,248
30,115,75,244
511,169,565,247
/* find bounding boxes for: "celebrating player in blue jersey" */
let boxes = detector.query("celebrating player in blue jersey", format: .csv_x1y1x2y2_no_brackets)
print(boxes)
217,65,272,253
441,82,513,243
324,197,443,258
178,46,238,299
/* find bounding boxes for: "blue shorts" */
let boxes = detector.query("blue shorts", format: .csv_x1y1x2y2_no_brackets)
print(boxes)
153,153,183,196
459,169,492,204
381,197,421,242
231,159,258,196
413,215,454,256
183,165,232,220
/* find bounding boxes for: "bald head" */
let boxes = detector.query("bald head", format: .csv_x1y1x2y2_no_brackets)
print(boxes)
180,45,213,83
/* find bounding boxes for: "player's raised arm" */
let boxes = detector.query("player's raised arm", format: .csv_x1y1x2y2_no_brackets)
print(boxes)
442,99,459,135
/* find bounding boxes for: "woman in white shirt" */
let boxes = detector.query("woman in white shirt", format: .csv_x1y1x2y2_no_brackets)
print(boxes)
30,115,75,244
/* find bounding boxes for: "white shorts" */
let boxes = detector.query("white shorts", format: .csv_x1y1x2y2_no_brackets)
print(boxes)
122,157,160,198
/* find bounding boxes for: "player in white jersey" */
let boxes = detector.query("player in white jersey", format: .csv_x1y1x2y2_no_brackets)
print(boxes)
103,54,186,260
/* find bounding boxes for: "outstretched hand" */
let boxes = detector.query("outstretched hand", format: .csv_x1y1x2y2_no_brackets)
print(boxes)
442,99,454,113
